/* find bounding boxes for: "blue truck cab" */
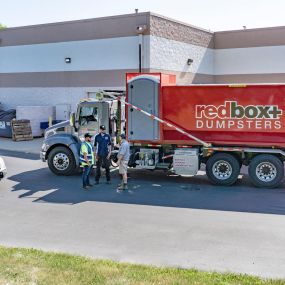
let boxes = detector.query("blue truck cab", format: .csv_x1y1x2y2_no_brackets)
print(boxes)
40,96,121,175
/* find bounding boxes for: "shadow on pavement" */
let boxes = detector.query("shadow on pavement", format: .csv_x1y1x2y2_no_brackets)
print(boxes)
8,166,285,215
0,149,39,161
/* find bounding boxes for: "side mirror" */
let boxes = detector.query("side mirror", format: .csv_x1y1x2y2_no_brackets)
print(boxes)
70,112,78,131
70,113,75,126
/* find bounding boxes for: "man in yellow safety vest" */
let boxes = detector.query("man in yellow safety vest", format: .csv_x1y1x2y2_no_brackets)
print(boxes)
80,133,94,190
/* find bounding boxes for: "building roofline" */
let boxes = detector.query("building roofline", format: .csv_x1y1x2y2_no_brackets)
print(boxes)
215,24,285,34
2,10,285,37
0,12,151,33
0,11,214,35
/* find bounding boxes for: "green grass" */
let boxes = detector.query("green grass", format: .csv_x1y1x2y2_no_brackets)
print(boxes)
0,247,284,285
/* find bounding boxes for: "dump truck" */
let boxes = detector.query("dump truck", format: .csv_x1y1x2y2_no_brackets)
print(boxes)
41,73,285,188
41,93,124,173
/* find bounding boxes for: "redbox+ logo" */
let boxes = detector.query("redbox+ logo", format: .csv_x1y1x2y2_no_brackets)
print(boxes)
196,101,282,120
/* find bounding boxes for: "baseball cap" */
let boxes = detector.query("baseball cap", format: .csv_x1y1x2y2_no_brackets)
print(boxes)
84,133,92,138
120,133,126,139
100,125,106,130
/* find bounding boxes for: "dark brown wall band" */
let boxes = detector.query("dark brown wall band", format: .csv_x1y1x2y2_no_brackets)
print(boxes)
0,69,150,87
0,13,150,47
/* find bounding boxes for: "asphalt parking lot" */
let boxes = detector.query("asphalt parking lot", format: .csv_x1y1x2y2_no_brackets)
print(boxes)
0,148,285,278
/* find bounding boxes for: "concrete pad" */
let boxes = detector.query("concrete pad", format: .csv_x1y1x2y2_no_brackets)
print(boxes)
0,149,285,279
0,137,43,154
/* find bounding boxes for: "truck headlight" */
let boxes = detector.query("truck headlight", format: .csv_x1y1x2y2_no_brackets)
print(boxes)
41,143,49,152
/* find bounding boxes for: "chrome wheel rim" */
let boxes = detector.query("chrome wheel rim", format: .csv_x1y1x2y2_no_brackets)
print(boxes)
256,162,277,182
53,153,70,171
212,160,233,180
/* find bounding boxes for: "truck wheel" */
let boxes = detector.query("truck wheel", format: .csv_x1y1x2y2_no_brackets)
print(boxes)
48,146,76,176
206,153,240,186
248,154,284,188
110,152,119,168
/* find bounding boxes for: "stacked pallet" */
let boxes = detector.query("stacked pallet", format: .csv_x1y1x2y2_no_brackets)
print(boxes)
16,106,55,137
11,119,33,141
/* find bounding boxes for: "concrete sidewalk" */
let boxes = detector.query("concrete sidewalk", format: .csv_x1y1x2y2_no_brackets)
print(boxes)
0,137,43,154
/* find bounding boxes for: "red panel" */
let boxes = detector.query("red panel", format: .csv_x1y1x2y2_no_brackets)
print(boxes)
160,73,176,86
126,73,176,86
126,73,285,148
162,85,285,147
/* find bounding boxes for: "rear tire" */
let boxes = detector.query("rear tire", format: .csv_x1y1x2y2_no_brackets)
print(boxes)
206,153,240,186
248,154,284,188
48,146,76,176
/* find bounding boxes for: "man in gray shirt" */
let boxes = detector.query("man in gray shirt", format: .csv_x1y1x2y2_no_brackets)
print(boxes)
117,133,130,191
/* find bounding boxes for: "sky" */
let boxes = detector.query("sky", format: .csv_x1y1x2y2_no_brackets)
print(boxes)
1,0,285,31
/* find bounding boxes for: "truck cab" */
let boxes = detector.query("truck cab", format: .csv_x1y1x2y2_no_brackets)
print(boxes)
41,92,124,175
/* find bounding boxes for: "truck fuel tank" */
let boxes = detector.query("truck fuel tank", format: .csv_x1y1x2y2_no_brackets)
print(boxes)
173,148,199,176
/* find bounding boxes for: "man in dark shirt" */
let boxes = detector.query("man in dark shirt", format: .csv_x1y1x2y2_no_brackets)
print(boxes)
94,125,112,184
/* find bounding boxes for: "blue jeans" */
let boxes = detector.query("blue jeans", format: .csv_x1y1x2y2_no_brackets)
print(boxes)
82,165,92,187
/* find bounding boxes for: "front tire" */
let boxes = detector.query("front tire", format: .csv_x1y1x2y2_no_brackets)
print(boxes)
110,152,119,168
206,153,240,186
48,146,76,176
248,154,284,188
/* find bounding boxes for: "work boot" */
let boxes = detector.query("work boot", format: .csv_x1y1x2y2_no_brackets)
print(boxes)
118,183,128,191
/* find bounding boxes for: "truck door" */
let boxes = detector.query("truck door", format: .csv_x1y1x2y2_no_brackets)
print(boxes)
77,102,110,138
128,76,159,141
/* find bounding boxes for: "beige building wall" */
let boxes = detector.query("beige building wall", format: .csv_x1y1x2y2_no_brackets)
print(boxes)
0,13,150,109
1,12,285,109
148,14,285,84
213,27,285,83
148,14,214,84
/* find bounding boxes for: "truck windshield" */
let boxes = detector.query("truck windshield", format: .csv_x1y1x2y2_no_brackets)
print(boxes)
79,106,98,126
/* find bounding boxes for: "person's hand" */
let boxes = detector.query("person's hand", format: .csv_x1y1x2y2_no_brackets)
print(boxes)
95,155,99,162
